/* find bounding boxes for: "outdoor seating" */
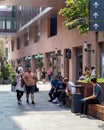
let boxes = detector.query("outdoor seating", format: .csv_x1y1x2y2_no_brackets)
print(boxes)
76,82,104,121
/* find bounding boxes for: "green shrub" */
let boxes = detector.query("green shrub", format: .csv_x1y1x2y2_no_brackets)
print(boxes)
1,64,11,80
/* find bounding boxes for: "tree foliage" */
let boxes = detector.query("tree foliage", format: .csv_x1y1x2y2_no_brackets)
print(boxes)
59,0,89,34
0,38,4,62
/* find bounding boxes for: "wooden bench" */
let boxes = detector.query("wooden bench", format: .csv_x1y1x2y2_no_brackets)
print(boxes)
75,82,104,120
88,102,104,120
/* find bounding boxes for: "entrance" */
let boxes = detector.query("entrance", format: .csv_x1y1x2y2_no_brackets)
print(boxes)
76,48,83,80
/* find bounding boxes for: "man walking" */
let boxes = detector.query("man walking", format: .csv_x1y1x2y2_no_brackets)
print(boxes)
23,67,36,104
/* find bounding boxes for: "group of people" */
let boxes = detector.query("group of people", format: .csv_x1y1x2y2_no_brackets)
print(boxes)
48,75,103,118
15,65,103,119
15,66,37,104
36,67,53,83
79,66,96,81
48,75,76,106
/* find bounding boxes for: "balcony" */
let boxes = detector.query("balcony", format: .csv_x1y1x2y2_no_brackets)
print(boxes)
0,17,17,34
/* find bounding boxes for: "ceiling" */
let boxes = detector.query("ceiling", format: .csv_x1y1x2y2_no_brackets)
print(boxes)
0,0,65,9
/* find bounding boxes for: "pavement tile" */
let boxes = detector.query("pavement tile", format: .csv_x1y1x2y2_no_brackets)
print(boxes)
0,83,103,130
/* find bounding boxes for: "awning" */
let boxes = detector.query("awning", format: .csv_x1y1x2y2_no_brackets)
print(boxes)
34,54,44,59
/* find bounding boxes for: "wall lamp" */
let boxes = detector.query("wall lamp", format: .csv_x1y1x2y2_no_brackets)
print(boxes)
83,41,94,53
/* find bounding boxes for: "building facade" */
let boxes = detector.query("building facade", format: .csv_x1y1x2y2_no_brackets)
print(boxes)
2,4,104,82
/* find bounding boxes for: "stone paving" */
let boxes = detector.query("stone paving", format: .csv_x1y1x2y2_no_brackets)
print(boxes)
0,82,104,130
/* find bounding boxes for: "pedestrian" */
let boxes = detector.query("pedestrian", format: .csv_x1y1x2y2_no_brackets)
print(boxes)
47,68,52,82
36,68,41,83
23,67,36,104
58,78,76,106
15,68,25,104
41,67,47,84
48,75,60,102
91,66,96,77
16,64,23,73
80,77,103,118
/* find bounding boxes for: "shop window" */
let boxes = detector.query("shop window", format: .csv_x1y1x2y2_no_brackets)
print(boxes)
6,21,11,29
17,37,20,49
0,20,5,29
50,17,57,37
24,32,29,46
11,40,14,51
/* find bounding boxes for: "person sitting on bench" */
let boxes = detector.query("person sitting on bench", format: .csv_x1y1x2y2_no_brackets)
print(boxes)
80,77,103,118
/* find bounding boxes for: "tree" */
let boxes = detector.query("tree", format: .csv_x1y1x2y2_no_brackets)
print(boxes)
59,0,89,34
0,38,5,72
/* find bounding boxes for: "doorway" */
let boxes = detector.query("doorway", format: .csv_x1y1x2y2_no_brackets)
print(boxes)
76,48,83,80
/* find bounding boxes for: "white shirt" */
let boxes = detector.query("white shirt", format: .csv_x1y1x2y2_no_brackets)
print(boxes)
67,81,76,94
15,74,24,91
91,69,96,77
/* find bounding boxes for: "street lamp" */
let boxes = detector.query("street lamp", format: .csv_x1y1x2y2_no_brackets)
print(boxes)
83,41,94,53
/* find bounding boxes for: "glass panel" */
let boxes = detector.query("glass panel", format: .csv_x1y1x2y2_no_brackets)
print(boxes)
0,21,5,29
6,21,11,29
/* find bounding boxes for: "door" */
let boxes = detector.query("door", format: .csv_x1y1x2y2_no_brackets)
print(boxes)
76,54,83,80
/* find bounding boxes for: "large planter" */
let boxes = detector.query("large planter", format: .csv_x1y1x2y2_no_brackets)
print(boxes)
0,77,3,84
3,78,11,84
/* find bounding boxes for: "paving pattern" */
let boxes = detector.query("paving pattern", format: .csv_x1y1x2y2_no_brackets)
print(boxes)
0,83,103,130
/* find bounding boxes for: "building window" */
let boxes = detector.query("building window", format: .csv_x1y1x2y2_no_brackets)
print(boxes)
5,48,8,61
24,32,29,46
17,37,20,49
11,40,14,51
50,17,57,37
0,20,5,29
6,21,11,29
34,25,40,43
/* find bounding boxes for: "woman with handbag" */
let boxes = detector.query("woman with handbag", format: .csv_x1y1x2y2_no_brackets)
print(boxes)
15,68,25,104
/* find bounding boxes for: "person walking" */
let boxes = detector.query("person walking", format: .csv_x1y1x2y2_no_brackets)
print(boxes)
23,67,36,104
15,68,24,104
41,67,47,84
47,68,52,82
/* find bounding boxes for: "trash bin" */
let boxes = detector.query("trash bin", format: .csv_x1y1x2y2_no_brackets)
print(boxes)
71,93,82,113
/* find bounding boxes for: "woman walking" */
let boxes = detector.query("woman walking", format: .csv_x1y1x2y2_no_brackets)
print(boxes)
15,68,25,104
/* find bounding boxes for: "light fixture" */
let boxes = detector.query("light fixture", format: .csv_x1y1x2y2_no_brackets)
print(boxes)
83,41,94,53
55,48,58,55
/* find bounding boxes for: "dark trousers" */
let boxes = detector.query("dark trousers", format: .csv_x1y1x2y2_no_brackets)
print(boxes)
48,75,51,82
53,90,61,99
16,90,24,101
59,92,67,105
81,98,99,115
49,88,55,100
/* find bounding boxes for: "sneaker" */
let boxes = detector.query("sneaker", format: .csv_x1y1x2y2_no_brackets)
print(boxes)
32,101,35,104
52,98,58,103
80,114,87,118
48,99,52,102
75,113,81,116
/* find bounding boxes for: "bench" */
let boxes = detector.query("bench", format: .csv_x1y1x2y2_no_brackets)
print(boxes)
75,82,104,120
88,102,104,120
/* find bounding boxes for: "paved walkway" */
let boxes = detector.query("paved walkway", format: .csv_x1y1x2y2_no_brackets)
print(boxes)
0,82,104,130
